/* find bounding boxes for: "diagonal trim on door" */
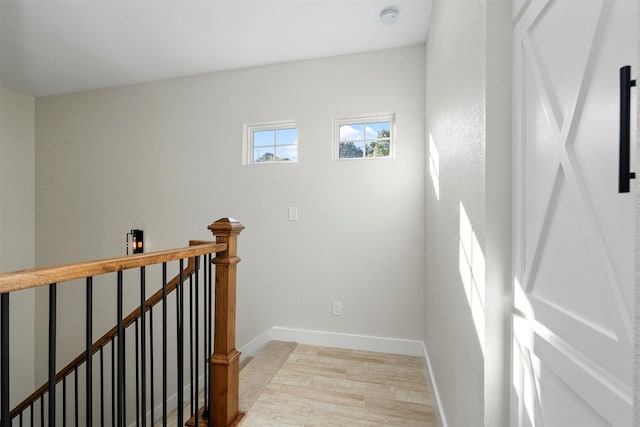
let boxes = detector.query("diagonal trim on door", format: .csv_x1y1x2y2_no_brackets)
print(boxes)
519,0,631,343
512,0,635,424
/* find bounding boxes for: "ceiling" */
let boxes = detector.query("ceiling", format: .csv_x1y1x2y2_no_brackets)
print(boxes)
0,0,432,97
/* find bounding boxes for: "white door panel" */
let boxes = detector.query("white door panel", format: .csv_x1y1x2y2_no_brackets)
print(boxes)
512,0,635,425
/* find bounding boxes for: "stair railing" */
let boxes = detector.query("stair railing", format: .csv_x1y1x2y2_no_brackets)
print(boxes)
0,217,244,427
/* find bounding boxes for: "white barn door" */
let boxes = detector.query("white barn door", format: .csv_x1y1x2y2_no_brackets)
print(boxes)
512,0,636,425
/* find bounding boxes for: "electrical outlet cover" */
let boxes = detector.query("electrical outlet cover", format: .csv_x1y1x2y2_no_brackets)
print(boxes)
332,301,342,316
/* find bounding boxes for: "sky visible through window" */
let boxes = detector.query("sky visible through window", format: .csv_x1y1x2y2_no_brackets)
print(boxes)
338,120,391,159
340,123,382,141
253,128,298,163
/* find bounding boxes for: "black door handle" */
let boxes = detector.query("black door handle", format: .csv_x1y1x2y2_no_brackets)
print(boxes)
619,65,636,193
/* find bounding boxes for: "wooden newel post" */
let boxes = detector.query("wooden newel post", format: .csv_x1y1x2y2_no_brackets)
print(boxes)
208,218,245,427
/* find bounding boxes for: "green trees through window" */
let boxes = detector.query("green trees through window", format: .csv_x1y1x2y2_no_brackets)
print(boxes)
337,117,393,159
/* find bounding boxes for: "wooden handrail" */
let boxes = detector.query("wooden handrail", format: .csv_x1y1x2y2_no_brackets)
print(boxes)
0,242,226,294
9,240,218,418
2,217,245,427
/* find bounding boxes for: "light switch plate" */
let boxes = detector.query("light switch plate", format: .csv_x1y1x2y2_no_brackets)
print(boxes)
332,301,342,316
288,207,298,221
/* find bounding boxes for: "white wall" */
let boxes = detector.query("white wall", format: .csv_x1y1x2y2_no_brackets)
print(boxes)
424,1,486,424
0,86,36,405
484,2,512,426
33,46,426,382
424,1,512,425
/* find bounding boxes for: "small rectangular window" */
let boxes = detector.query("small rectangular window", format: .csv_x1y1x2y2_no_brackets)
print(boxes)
243,121,298,165
335,114,394,160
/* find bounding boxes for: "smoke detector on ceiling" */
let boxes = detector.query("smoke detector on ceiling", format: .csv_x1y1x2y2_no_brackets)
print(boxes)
380,6,400,25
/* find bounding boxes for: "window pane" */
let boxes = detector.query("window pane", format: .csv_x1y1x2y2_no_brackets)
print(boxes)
339,141,364,158
365,140,390,157
339,124,364,142
363,124,380,140
367,121,391,139
254,147,275,163
334,115,393,161
253,130,274,147
275,145,298,162
275,128,297,145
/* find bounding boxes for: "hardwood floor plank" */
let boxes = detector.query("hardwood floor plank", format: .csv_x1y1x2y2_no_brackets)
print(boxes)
364,397,436,422
269,383,366,408
333,405,437,427
277,360,348,379
240,343,435,426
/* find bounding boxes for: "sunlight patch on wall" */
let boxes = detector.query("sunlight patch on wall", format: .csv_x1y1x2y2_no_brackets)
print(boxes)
429,134,440,200
512,278,537,427
458,201,485,354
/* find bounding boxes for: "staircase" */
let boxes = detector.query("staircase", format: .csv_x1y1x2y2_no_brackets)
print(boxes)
0,217,244,427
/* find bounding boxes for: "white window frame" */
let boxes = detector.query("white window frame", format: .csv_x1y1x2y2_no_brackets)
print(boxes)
333,113,396,161
243,120,299,165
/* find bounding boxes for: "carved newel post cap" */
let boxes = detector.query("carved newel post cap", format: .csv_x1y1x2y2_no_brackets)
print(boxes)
208,217,245,236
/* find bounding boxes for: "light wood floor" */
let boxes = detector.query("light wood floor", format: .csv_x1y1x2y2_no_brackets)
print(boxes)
240,344,437,426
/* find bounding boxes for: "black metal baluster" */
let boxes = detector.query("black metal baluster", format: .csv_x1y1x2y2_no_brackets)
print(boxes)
117,271,124,427
100,347,104,427
135,319,139,427
205,253,212,424
209,253,213,426
30,402,33,427
19,411,23,427
202,255,208,420
1,293,9,427
86,277,93,427
177,259,184,426
48,284,56,427
203,255,209,419
74,367,78,427
140,266,146,427
149,308,154,426
194,256,200,426
189,270,194,418
111,338,115,427
162,263,167,425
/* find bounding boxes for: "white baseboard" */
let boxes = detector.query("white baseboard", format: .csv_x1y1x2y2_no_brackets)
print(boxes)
238,328,275,361
239,326,424,357
423,341,448,427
